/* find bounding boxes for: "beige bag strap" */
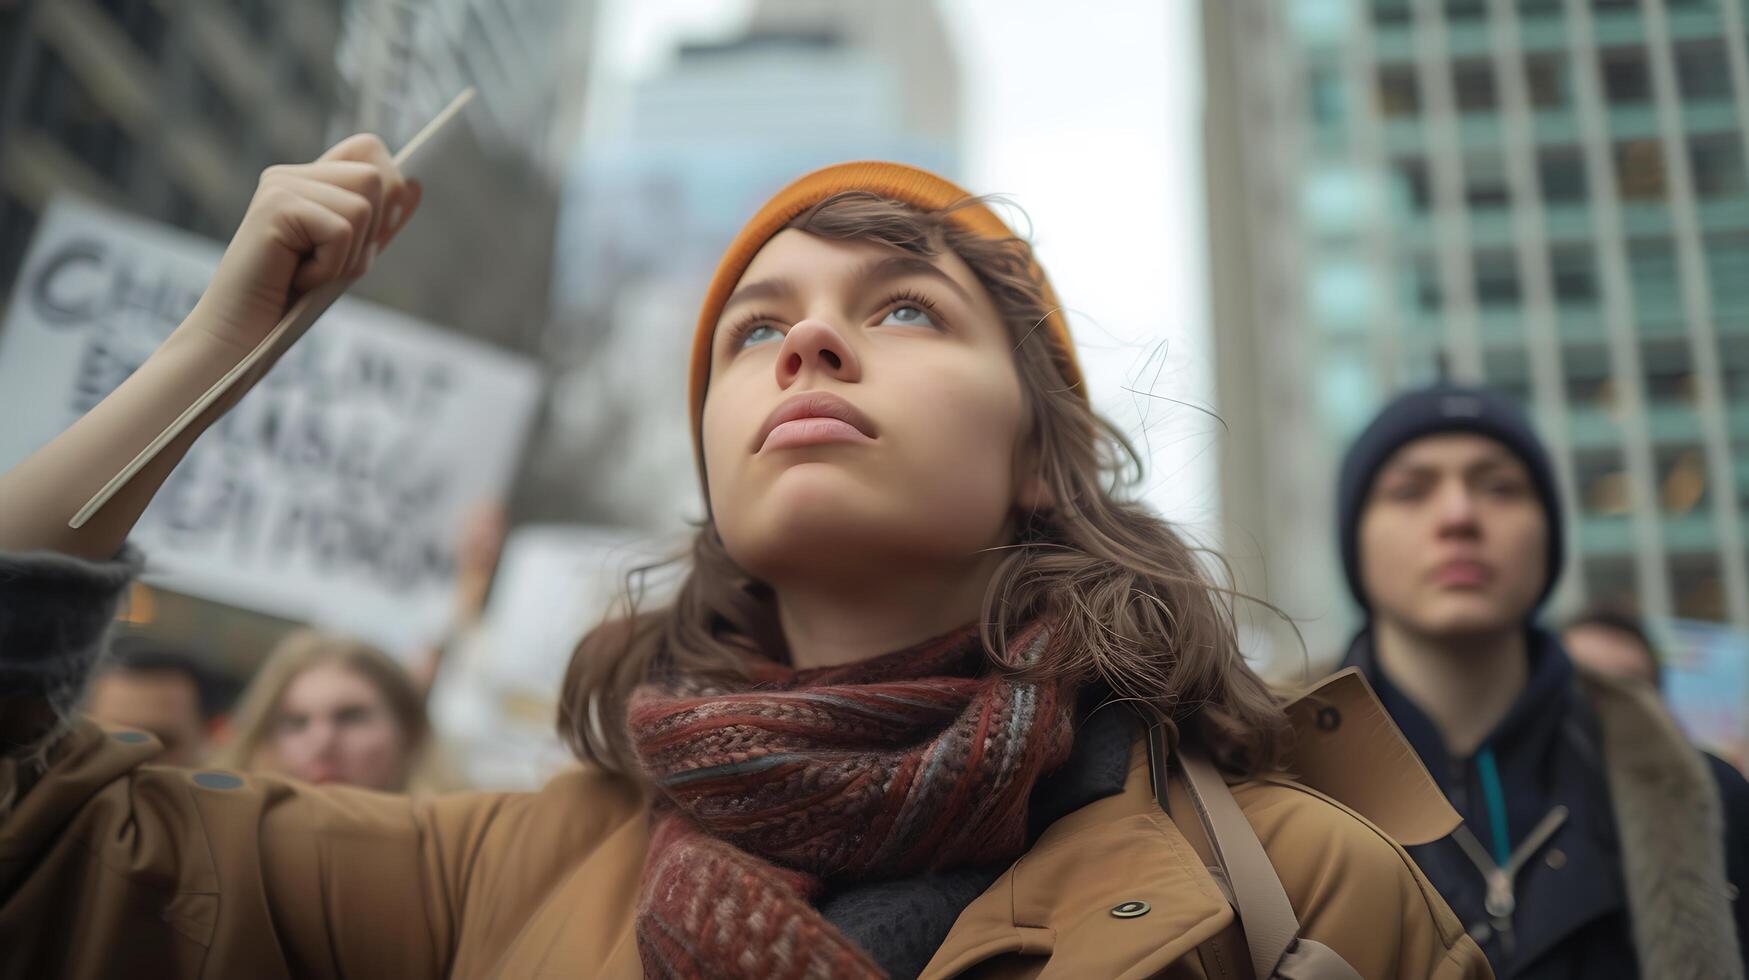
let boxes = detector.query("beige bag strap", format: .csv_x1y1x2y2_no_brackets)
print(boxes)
1147,725,1361,980
1174,748,1300,980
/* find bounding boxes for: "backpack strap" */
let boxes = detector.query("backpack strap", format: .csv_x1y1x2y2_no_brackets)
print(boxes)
1148,727,1362,980
1175,748,1300,979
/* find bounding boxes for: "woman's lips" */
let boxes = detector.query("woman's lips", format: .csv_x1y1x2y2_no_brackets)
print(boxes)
760,417,875,451
753,391,878,453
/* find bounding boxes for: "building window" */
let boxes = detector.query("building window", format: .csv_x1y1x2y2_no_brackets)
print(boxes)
1615,139,1666,200
1524,52,1570,109
1378,65,1420,116
1630,238,1680,313
1677,40,1733,101
1540,146,1589,202
1690,135,1746,198
1453,60,1497,113
189,69,245,143
1467,155,1511,208
1657,447,1708,513
1414,259,1443,311
1602,48,1653,104
1484,347,1532,405
1670,556,1725,622
1396,157,1433,210
1642,341,1696,405
1566,345,1616,411
22,49,136,185
1576,449,1633,515
1374,0,1412,25
236,0,275,42
1583,556,1637,613
1475,251,1522,307
1445,0,1487,20
1308,64,1346,126
1707,234,1749,310
1551,245,1598,304
1725,342,1749,399
93,0,168,58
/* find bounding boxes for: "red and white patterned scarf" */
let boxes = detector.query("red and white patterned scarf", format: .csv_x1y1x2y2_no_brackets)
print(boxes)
628,621,1076,979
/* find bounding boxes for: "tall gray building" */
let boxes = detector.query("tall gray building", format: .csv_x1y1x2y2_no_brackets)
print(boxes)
0,0,347,296
526,0,962,529
1206,0,1749,665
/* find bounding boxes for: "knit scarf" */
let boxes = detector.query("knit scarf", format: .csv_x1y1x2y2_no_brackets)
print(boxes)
627,621,1076,979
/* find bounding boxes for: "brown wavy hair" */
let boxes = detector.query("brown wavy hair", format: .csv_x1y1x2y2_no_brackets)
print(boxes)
558,191,1293,778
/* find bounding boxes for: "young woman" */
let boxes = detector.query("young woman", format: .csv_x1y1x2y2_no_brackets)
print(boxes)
0,136,1487,978
207,629,456,793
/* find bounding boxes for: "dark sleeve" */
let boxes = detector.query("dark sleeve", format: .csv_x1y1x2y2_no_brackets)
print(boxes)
0,546,141,757
1703,752,1749,964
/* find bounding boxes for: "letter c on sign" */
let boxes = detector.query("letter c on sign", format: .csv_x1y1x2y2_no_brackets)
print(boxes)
31,240,106,328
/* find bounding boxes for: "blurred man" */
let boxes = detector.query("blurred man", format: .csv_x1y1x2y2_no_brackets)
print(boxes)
84,637,233,766
1335,384,1745,978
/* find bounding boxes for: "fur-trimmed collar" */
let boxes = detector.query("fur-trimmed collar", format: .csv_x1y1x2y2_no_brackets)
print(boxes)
1578,666,1743,980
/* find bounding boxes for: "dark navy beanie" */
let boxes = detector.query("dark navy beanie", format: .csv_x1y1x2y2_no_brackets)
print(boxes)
1337,384,1564,612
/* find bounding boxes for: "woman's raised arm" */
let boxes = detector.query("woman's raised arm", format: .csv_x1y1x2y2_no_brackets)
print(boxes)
0,133,419,562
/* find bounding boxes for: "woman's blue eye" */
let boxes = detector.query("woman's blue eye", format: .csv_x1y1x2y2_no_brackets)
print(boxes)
740,323,783,348
880,305,937,328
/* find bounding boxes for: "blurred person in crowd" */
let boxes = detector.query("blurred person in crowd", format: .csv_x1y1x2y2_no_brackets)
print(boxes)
207,629,458,794
1560,605,1664,690
0,136,1489,978
83,635,235,766
1336,384,1746,978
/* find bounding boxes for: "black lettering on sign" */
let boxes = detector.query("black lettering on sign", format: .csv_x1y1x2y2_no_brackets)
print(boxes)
31,240,106,327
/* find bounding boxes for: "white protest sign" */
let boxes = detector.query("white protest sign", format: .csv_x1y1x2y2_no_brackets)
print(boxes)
0,195,542,653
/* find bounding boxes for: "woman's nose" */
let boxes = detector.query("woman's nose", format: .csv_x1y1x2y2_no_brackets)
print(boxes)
774,318,861,389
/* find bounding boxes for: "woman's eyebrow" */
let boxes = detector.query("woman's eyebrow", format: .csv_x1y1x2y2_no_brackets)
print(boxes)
854,254,972,304
722,255,973,316
722,276,797,313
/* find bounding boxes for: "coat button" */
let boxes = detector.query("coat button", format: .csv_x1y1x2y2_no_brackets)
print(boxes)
1111,901,1150,918
1468,921,1492,945
1315,706,1341,731
1544,848,1567,870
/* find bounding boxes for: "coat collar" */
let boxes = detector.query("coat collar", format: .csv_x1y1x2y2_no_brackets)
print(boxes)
919,670,1458,977
919,722,1234,979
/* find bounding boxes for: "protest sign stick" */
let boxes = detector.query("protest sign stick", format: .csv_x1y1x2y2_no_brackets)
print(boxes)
70,89,475,530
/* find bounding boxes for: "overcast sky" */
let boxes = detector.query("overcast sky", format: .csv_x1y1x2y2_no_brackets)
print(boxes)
588,0,1219,538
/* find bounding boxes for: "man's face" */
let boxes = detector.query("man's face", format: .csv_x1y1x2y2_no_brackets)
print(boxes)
85,669,208,766
1564,624,1660,686
1358,433,1549,639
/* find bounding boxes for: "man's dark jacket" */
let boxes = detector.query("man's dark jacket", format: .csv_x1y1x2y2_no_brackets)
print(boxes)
1344,629,1746,979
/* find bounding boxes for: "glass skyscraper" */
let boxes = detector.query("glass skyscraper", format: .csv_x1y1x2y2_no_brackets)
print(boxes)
1207,0,1749,663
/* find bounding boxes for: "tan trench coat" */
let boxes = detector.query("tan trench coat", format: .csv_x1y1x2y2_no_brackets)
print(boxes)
0,672,1489,979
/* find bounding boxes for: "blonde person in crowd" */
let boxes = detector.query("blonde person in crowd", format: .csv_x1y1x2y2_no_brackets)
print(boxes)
0,134,1489,978
207,629,460,794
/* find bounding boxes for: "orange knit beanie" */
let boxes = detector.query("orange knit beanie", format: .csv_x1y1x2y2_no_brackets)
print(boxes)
689,160,1085,455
